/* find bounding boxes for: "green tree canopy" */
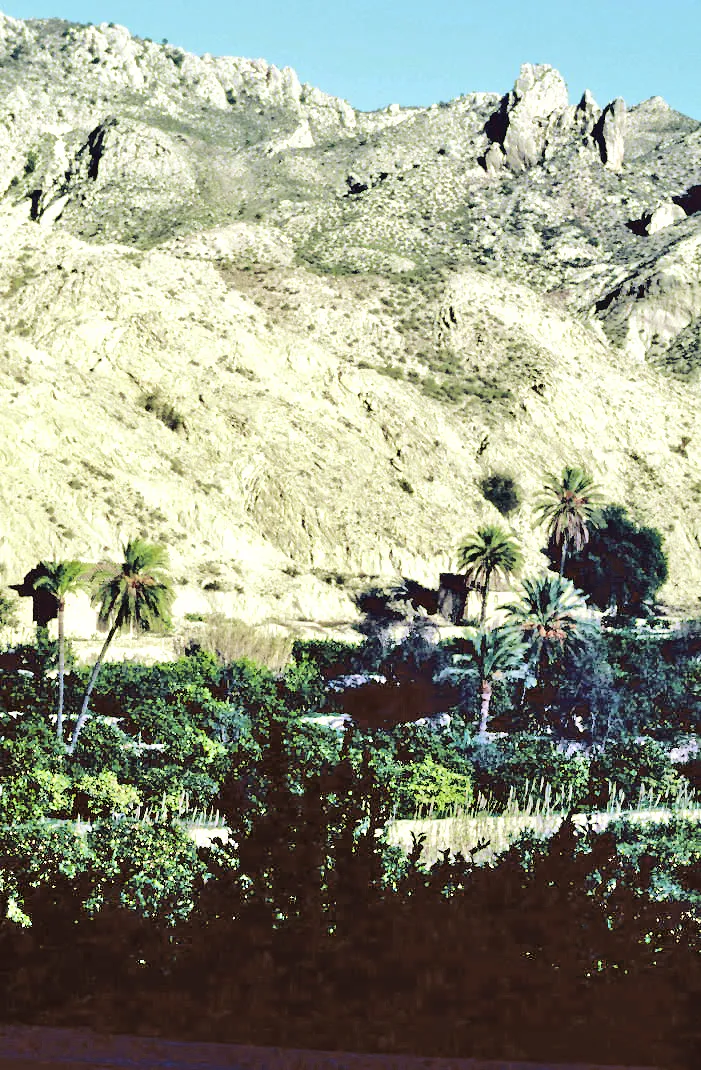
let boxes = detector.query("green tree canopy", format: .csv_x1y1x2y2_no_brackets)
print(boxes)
552,504,668,615
33,560,89,741
69,538,174,754
457,524,524,625
534,465,603,576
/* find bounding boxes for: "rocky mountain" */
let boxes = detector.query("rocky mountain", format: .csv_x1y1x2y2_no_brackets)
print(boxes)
1,11,701,631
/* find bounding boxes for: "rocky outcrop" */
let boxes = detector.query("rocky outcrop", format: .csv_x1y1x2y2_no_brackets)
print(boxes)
596,228,701,362
593,98,627,169
485,63,569,170
573,88,602,143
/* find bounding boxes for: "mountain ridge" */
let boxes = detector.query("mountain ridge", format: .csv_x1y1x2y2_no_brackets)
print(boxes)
1,11,701,631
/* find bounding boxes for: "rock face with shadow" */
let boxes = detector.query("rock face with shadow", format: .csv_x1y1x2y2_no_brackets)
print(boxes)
593,97,627,169
484,63,570,171
2,13,701,625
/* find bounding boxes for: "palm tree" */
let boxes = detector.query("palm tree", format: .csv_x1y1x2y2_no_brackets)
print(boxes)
32,560,89,742
457,524,524,625
463,625,529,735
504,574,592,692
534,466,602,577
69,538,174,755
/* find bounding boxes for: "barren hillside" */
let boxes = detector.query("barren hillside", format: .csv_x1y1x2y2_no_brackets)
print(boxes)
1,11,700,628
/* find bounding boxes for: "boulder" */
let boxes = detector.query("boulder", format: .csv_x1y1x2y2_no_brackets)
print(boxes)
643,200,687,234
483,143,505,173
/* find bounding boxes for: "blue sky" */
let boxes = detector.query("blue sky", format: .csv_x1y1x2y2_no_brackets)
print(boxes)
3,1,700,119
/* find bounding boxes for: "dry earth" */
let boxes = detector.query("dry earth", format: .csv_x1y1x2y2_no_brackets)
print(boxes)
1,13,701,634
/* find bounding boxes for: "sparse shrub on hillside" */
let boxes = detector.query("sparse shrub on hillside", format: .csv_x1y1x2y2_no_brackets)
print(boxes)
480,473,522,515
0,591,18,634
140,389,187,433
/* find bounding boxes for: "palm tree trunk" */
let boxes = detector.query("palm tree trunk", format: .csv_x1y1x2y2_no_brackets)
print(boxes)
69,621,119,755
535,637,547,690
478,678,492,735
479,569,492,626
56,601,65,742
559,537,569,578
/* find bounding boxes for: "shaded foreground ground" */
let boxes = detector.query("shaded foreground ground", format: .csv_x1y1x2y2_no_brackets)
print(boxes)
0,1026,661,1070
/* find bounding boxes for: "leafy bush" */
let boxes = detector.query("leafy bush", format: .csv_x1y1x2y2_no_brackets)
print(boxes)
587,737,685,807
0,820,90,923
71,718,132,778
86,818,205,924
73,770,141,819
138,765,219,812
281,654,325,713
289,638,362,679
605,629,691,737
402,755,473,815
480,473,522,515
0,730,68,822
607,815,701,891
558,505,668,614
465,734,591,809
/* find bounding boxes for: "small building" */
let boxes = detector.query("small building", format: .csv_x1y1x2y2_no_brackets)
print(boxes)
437,573,512,624
9,567,59,629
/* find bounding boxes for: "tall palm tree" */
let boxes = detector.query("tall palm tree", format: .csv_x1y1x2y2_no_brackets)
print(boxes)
462,625,529,736
504,574,592,692
69,538,174,755
534,466,602,576
457,524,524,625
32,560,89,742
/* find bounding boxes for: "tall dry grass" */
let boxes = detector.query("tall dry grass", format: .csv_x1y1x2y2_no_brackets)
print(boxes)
387,779,701,866
176,613,295,671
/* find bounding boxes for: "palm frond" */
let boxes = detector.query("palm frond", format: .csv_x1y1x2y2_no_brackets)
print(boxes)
89,538,174,635
456,524,524,583
33,560,90,601
463,623,529,679
504,574,592,653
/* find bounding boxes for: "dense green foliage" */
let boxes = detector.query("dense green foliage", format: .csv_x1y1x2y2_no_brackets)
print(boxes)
0,763,699,1066
0,491,699,1065
555,503,669,614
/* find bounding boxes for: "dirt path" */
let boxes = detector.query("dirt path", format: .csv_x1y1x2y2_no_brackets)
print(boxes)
0,1025,660,1070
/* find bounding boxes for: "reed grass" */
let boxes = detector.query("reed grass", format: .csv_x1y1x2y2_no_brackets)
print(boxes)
387,779,701,866
176,613,295,671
